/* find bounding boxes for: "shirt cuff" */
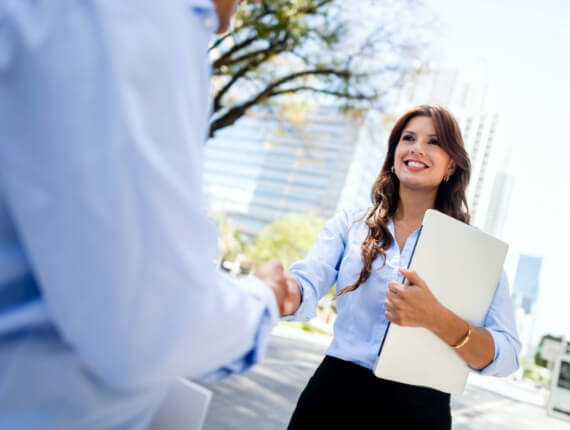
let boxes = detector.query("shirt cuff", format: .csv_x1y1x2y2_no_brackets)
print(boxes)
238,275,280,323
200,276,279,382
469,329,519,376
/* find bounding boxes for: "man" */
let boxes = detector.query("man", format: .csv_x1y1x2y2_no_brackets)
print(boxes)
0,0,297,428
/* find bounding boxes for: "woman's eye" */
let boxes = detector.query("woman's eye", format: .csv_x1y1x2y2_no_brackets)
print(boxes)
402,135,413,141
429,139,440,145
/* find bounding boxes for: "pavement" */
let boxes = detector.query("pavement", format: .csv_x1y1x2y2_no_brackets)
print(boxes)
201,324,570,429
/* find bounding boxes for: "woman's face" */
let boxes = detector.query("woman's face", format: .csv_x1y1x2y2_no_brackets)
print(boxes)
393,116,456,192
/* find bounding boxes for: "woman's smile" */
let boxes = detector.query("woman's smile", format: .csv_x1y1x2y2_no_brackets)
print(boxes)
403,159,429,172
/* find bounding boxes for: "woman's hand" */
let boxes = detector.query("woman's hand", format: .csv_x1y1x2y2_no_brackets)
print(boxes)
384,267,443,329
254,261,301,316
385,267,496,370
281,272,302,316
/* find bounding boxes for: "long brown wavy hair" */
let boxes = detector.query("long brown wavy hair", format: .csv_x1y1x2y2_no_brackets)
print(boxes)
337,105,471,296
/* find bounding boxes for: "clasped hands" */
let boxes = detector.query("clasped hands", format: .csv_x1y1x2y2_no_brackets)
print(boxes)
255,261,301,316
384,267,444,329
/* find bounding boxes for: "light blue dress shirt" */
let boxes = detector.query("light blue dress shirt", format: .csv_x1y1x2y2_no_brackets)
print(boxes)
288,209,521,376
0,1,278,429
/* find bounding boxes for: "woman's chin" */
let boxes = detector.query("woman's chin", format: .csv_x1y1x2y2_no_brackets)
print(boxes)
399,179,440,193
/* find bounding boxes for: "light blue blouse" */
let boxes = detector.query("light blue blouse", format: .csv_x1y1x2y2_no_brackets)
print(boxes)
288,209,521,376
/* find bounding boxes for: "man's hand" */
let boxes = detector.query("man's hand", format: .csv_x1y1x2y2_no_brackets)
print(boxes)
384,268,444,329
255,261,301,316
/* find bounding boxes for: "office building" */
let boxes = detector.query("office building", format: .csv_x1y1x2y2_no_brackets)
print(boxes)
512,254,542,314
511,253,543,359
391,64,505,228
204,106,386,236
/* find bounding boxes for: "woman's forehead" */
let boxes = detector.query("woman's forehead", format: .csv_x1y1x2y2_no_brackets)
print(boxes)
403,116,436,134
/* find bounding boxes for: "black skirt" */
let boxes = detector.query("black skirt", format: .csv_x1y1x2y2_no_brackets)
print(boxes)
288,355,451,430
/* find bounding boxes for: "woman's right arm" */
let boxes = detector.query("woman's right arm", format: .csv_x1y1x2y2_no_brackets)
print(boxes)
283,210,351,321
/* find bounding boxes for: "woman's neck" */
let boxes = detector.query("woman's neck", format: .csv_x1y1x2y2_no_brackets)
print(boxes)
394,187,437,226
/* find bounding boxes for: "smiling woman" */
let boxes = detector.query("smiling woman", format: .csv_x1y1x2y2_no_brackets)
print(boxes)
278,105,520,429
341,104,471,295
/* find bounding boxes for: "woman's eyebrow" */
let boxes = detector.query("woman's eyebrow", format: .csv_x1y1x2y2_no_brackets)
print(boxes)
402,130,438,137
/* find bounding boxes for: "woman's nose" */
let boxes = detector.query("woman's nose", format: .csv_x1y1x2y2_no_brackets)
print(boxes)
409,140,426,156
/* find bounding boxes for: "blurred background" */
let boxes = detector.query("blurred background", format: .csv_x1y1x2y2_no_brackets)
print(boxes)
200,0,570,428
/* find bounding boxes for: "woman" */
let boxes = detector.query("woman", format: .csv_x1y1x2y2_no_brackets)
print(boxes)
280,105,521,429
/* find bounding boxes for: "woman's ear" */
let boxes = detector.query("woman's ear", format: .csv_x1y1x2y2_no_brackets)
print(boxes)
447,160,457,176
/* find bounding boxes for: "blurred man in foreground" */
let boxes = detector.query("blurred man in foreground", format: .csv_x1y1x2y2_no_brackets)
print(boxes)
0,0,295,428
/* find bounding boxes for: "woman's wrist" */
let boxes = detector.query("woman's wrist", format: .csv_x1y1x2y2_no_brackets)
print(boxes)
427,305,469,347
449,323,471,349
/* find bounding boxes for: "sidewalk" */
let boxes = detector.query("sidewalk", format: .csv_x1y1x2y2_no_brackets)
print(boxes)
466,372,548,406
272,323,332,347
203,325,570,429
452,372,568,429
271,324,570,430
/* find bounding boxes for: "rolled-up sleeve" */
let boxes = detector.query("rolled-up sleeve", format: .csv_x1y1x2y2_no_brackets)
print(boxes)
284,210,349,322
471,270,521,376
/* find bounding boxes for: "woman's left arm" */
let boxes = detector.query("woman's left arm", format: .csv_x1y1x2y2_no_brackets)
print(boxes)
384,268,521,374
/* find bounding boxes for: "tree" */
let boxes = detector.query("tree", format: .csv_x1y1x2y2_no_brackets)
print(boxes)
243,212,325,271
211,213,246,264
209,0,432,136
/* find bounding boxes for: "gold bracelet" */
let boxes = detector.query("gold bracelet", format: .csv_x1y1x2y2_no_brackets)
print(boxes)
451,324,472,349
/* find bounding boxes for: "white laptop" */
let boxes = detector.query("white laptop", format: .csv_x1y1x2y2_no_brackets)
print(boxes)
149,378,212,430
373,209,508,394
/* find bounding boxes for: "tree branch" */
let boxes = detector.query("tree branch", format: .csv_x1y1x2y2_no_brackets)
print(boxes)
296,0,335,14
209,30,239,52
269,86,377,101
209,5,278,52
210,68,352,137
213,36,290,113
212,35,259,70
216,35,289,69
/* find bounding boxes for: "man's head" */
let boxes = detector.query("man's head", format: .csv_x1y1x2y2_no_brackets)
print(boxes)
213,0,258,34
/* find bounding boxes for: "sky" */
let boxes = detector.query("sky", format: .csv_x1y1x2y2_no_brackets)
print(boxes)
425,0,570,342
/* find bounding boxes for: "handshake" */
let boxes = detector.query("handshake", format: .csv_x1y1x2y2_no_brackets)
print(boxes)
255,261,301,316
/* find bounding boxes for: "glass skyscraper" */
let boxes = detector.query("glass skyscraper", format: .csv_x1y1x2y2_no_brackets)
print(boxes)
512,254,543,314
204,106,386,236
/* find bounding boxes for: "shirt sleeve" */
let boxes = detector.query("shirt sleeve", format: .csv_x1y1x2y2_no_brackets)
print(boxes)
0,9,14,71
0,1,278,391
471,270,522,376
283,210,350,322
